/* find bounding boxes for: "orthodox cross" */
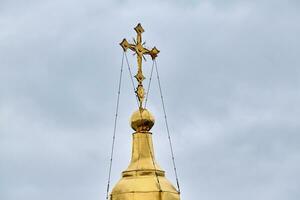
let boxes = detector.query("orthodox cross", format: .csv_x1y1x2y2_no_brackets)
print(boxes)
120,23,160,109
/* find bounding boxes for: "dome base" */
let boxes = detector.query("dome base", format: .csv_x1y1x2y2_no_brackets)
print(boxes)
111,175,180,200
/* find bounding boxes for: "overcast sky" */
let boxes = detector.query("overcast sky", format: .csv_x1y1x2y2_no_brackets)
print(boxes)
1,0,300,200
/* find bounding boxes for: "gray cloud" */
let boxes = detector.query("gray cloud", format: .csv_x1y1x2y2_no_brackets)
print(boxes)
0,0,299,200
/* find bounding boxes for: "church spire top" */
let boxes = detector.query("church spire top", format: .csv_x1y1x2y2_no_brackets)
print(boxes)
120,23,160,109
110,24,180,200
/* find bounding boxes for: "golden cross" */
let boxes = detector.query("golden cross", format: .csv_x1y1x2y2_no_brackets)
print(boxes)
120,23,160,109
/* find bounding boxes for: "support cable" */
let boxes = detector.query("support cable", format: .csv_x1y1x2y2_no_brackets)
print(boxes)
154,59,181,194
124,57,162,194
124,52,140,108
144,60,162,194
144,60,155,108
106,52,125,200
145,133,163,192
124,52,162,195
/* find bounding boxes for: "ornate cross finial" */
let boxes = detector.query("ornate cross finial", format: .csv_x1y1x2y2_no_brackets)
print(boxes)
120,23,160,109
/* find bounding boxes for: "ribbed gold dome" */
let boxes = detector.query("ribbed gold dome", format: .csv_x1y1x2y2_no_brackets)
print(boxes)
130,108,155,131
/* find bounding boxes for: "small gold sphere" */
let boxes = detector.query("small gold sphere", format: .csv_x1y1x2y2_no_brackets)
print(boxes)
130,108,155,132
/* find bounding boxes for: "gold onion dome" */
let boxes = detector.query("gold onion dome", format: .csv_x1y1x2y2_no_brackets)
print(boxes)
131,108,155,131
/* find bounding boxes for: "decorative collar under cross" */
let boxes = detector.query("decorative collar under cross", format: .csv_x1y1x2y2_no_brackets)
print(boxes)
120,23,160,109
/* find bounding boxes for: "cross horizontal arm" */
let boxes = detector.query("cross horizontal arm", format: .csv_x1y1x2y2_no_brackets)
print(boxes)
143,46,160,60
120,39,160,60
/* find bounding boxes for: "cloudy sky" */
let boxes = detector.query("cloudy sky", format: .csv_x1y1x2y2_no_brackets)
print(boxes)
1,0,300,199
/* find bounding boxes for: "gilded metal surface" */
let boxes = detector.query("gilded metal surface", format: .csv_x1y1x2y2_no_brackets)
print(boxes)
120,23,160,108
110,131,180,200
111,24,179,200
130,108,155,132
